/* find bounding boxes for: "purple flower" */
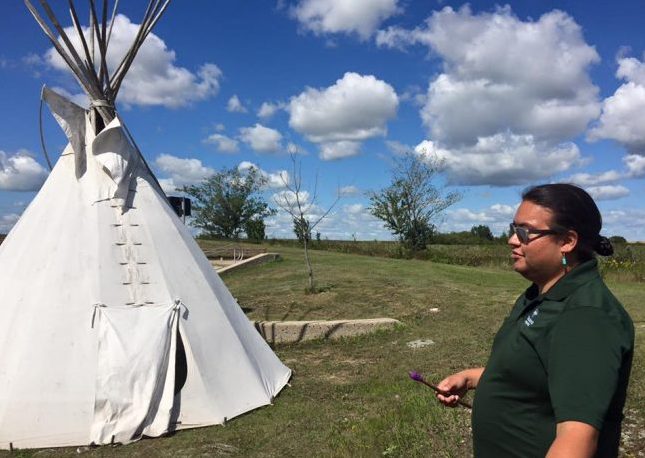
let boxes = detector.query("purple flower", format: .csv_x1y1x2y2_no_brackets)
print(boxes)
408,371,424,382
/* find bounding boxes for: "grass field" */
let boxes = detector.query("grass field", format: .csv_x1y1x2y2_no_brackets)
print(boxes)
267,238,645,282
2,241,643,457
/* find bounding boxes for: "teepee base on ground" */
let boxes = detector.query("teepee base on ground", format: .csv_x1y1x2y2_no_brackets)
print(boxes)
0,93,290,450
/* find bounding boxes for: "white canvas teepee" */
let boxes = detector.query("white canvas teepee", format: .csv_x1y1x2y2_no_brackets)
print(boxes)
0,1,290,449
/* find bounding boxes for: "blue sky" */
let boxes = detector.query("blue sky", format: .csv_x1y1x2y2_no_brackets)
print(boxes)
1,1,645,241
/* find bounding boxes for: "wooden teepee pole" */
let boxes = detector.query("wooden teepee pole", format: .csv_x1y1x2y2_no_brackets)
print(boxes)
27,0,173,128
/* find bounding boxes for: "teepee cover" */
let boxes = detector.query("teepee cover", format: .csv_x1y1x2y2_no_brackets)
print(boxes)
0,1,290,449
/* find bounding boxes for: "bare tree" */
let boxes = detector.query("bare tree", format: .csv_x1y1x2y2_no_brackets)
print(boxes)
274,153,340,293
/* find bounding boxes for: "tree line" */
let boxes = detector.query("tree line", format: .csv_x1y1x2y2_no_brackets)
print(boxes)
175,153,630,292
177,153,459,293
180,153,462,251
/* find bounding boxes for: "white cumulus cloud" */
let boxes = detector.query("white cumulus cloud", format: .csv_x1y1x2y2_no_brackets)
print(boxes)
266,192,393,240
0,150,49,192
289,72,398,143
257,101,284,119
288,72,398,159
386,140,413,155
154,154,214,188
272,189,312,211
624,154,645,178
291,0,402,40
204,133,240,154
239,124,283,153
319,141,362,160
343,203,364,214
0,213,21,234
46,15,222,108
339,185,360,196
586,185,630,201
286,142,309,156
238,161,289,189
227,94,248,113
317,202,391,240
565,153,645,186
378,6,600,185
588,56,645,154
603,208,645,241
567,170,623,186
444,203,516,234
157,178,178,195
415,134,582,186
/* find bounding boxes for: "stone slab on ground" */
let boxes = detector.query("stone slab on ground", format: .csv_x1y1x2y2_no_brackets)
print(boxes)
213,252,280,274
406,339,435,349
254,318,402,344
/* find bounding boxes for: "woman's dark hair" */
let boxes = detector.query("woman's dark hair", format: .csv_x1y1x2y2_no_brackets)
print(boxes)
522,183,613,260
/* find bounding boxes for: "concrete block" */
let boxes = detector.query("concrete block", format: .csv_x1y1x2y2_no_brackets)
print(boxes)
254,318,401,344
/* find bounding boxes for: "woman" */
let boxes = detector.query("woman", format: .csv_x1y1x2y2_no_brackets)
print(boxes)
436,184,634,458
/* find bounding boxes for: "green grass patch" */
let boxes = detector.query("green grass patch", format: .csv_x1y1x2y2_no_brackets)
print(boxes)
265,238,645,282
3,241,642,457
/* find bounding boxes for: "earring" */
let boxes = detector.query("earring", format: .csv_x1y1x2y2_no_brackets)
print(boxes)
561,253,567,267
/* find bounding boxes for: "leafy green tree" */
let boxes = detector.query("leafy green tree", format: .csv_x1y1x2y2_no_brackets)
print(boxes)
180,167,274,239
368,153,461,252
470,224,494,241
244,217,266,243
609,235,627,245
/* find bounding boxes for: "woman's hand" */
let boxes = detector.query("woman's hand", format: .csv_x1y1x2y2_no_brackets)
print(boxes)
436,368,484,407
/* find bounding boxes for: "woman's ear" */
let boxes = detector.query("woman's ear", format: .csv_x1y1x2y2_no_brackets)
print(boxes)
560,230,578,254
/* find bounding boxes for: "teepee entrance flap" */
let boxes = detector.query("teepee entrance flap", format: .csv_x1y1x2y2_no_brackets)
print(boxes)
90,302,180,444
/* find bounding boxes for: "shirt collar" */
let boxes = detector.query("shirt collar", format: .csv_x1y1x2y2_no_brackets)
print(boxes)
523,258,600,303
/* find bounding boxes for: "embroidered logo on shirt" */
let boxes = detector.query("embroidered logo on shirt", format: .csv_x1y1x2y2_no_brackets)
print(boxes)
524,308,539,327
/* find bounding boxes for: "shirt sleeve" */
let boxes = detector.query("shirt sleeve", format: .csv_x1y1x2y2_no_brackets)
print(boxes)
547,307,625,430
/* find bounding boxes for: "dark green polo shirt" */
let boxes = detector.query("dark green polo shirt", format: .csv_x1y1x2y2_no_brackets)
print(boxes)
472,259,634,458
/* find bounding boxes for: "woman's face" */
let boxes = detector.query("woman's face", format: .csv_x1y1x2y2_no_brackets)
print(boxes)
508,200,565,286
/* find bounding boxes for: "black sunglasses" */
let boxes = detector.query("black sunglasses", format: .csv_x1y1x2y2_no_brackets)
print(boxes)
509,223,560,244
